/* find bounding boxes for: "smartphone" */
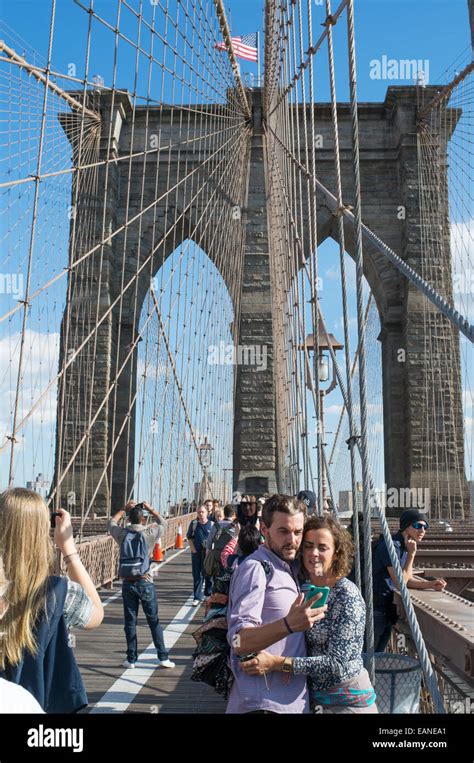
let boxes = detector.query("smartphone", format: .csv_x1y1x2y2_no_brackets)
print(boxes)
50,511,60,529
304,585,330,609
239,653,258,662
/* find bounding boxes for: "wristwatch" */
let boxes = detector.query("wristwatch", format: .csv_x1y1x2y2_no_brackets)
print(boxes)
282,656,294,673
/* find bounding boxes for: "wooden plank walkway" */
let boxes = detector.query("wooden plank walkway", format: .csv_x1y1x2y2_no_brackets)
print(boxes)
73,547,226,714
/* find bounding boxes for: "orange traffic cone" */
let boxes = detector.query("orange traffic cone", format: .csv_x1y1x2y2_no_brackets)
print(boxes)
153,538,163,562
175,524,184,549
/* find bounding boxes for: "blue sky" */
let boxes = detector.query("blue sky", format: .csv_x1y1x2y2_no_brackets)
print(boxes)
0,0,471,505
1,0,470,100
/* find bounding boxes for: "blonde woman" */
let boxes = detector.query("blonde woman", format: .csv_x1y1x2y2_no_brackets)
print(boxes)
0,488,104,712
0,556,44,713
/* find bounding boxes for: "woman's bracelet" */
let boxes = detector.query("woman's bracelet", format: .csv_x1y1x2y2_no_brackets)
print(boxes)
283,616,294,634
63,551,79,564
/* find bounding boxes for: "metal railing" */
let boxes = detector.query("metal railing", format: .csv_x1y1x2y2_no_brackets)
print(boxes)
53,512,196,588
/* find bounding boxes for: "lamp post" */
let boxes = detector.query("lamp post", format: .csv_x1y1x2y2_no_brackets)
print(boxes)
199,436,213,503
302,322,343,511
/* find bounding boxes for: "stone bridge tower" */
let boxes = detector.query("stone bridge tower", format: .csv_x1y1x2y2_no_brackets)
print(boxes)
55,85,469,518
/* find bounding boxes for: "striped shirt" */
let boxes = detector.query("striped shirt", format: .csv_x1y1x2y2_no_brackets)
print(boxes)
63,581,93,629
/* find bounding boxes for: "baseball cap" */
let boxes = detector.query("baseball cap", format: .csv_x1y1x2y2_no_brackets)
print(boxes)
297,490,317,512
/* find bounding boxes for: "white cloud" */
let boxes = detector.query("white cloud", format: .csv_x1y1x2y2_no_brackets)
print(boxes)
137,357,168,381
325,404,343,416
324,266,340,281
450,218,474,313
0,330,60,441
367,403,382,414
450,219,473,266
0,330,59,486
334,317,357,331
463,391,473,412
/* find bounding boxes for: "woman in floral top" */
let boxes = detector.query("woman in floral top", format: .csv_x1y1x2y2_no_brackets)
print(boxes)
240,515,378,713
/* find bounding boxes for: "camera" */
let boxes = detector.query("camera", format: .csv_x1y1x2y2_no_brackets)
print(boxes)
132,502,149,517
50,511,60,529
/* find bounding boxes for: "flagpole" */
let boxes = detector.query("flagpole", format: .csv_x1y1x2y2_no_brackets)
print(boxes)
257,31,261,87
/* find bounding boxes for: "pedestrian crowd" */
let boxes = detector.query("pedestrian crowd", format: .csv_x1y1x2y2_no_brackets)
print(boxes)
0,486,445,714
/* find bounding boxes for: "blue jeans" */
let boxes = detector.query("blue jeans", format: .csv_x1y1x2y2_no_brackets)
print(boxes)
191,551,212,600
122,580,168,663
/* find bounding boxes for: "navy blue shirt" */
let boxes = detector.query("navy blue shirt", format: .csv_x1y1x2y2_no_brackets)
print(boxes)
187,519,213,552
0,576,88,713
372,531,407,604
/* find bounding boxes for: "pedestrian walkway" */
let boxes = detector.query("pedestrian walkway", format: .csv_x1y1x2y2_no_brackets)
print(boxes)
73,548,226,713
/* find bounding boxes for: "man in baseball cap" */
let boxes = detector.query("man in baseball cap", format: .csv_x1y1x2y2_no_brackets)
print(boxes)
297,490,317,515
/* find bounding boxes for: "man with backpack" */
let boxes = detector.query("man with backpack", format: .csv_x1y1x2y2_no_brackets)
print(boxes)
108,501,175,670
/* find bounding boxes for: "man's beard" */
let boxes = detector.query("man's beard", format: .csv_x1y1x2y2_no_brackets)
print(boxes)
266,534,298,561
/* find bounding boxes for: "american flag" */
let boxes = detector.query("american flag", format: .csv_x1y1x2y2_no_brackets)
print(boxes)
216,32,258,62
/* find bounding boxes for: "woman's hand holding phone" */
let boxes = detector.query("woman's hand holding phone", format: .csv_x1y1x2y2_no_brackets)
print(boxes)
303,585,330,609
53,508,75,556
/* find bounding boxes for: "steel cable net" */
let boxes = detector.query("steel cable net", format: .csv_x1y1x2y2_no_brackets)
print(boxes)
263,0,472,523
0,1,250,529
328,295,385,514
416,68,473,520
262,0,451,712
263,0,369,510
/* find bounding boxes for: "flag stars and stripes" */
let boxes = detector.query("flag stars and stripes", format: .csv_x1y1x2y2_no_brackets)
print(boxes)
216,32,258,62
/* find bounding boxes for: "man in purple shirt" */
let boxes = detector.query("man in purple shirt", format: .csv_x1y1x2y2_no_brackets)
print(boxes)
226,494,326,713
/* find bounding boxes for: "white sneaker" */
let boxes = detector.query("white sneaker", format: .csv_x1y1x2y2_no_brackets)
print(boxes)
192,599,201,606
157,659,176,669
122,660,136,669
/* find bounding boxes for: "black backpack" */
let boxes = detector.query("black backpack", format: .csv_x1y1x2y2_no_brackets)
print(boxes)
118,529,150,578
203,524,236,577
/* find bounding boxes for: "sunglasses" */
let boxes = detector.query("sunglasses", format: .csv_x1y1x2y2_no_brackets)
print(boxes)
412,522,427,530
